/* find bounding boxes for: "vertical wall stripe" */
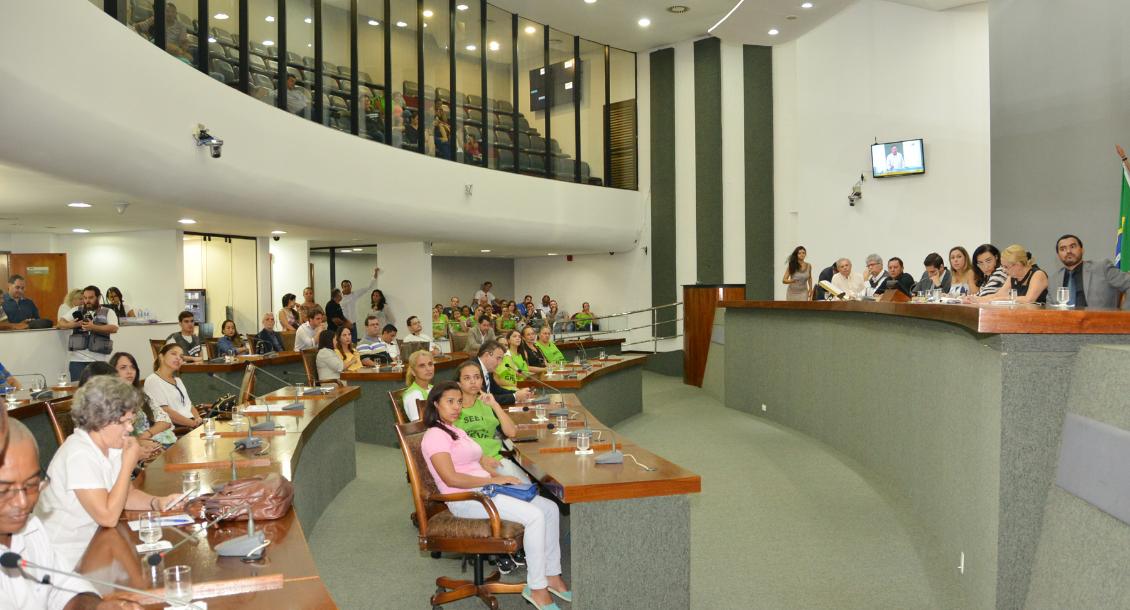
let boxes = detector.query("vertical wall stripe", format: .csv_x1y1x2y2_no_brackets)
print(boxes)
693,37,724,284
650,47,677,335
720,41,747,285
744,45,774,299
673,41,698,293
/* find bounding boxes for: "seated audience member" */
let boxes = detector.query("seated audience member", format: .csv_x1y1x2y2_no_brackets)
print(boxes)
257,312,286,353
164,310,204,362
518,295,535,317
459,305,475,331
812,262,838,301
135,1,192,59
57,289,82,323
518,325,548,373
217,319,250,356
476,340,533,406
400,350,436,421
295,308,326,351
0,419,147,609
76,362,160,463
538,294,552,318
285,75,308,116
110,351,176,450
0,360,21,392
473,281,497,306
58,286,120,381
443,296,461,318
496,301,522,332
335,326,362,374
829,258,865,299
403,316,441,354
915,252,952,294
466,316,496,354
278,293,300,332
37,376,180,568
3,275,40,324
947,246,977,295
985,245,1048,304
0,303,29,331
368,288,396,330
547,300,568,333
535,325,567,365
860,254,888,299
315,328,352,383
452,362,529,484
104,286,134,319
971,244,1010,297
144,344,203,430
432,304,449,339
420,382,567,608
495,329,531,390
573,302,598,331
358,322,400,364
874,257,914,297
325,289,347,334
1050,233,1130,307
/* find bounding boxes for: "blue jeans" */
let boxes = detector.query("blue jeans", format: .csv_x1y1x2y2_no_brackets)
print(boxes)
69,361,91,383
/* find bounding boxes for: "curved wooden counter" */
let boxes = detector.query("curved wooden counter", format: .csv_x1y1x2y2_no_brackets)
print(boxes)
179,352,308,404
517,355,648,426
75,386,360,608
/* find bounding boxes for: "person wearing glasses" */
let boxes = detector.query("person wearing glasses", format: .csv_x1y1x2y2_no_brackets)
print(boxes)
860,254,889,299
0,419,149,608
36,376,180,569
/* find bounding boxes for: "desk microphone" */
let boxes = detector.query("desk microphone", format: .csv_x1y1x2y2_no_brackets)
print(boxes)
145,507,235,567
574,339,593,370
594,431,624,464
8,374,54,400
522,372,561,406
253,339,278,358
205,370,285,432
0,551,189,607
212,502,270,560
252,365,299,389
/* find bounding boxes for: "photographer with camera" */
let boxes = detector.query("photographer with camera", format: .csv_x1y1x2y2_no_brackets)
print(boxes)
56,286,119,382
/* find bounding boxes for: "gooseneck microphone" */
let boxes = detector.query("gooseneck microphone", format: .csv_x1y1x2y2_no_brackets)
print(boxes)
522,372,562,406
252,365,298,389
8,374,54,400
206,369,282,432
253,339,278,358
212,503,270,560
0,551,188,607
145,508,235,567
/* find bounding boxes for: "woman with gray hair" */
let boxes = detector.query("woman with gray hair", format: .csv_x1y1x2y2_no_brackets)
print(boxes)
35,376,179,568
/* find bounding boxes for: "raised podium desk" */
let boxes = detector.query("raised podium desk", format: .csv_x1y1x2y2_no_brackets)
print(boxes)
718,300,1130,610
75,386,359,608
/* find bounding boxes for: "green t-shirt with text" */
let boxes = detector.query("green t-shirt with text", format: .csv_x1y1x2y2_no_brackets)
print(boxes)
455,399,503,459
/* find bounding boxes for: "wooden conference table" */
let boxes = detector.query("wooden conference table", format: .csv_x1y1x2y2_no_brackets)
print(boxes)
503,394,700,609
179,352,308,405
73,385,360,608
6,382,79,469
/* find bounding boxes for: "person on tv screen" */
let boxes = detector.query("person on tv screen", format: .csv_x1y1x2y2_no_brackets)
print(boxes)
886,145,903,171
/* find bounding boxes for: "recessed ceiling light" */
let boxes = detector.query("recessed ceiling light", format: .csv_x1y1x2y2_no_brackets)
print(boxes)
352,248,363,252
72,228,90,233
68,202,92,208
368,19,380,26
547,252,557,256
178,218,197,225
422,9,434,17
396,20,408,27
208,37,217,43
466,44,477,51
265,15,275,22
524,25,536,34
801,2,814,8
304,17,313,24
271,230,287,235
638,17,651,27
263,40,275,46
423,23,428,28
768,28,779,35
786,14,797,20
584,0,597,4
214,12,229,20
480,249,492,253
488,40,500,51
456,3,469,10
667,5,689,13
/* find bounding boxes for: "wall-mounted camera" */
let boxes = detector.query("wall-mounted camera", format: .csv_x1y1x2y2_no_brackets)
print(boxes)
272,235,281,242
848,173,864,207
193,124,224,159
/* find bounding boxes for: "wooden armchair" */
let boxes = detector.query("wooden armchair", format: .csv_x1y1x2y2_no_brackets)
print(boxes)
45,398,75,446
300,349,319,386
395,421,525,609
149,338,165,361
389,388,409,425
239,364,257,403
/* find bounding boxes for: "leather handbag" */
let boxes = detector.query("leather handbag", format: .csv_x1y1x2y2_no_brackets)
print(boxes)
187,473,295,521
480,483,538,502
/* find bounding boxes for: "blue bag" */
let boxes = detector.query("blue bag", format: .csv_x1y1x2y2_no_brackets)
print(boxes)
480,483,538,502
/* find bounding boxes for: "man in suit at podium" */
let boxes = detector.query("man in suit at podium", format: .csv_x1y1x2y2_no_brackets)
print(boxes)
1051,234,1130,308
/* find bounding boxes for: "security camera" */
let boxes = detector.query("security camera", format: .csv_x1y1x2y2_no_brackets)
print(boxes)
272,235,281,242
193,124,224,159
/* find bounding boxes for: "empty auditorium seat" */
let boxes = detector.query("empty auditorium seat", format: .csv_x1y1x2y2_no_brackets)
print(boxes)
497,149,515,171
495,113,514,130
465,109,483,126
517,133,532,151
529,135,547,153
251,72,273,89
209,59,235,84
495,99,513,113
492,130,513,150
466,94,484,109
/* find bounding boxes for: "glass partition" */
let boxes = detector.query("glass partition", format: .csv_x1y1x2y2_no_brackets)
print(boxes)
453,1,483,165
484,4,513,171
205,1,240,87
357,0,387,141
548,29,577,182
578,38,605,186
285,0,316,120
422,2,451,159
608,47,637,189
516,18,545,176
390,0,419,151
323,2,352,132
247,0,279,105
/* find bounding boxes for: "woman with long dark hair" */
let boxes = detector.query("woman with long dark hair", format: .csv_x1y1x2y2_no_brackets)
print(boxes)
782,246,813,301
969,243,1010,299
369,288,396,330
420,381,569,608
278,293,300,332
110,351,175,450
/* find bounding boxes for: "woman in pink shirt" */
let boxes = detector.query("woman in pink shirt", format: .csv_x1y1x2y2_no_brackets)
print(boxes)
421,381,571,610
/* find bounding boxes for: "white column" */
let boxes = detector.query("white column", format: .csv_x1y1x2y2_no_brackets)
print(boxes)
270,237,309,329
673,40,698,291
376,241,433,335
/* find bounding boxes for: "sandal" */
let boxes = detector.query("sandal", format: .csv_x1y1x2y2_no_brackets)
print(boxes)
522,586,562,610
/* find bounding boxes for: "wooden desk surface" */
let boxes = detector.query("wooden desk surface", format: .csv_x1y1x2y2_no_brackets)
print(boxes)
506,395,701,504
339,352,468,382
180,352,303,374
721,299,1130,335
517,354,648,390
555,337,625,351
6,387,75,419
76,386,360,606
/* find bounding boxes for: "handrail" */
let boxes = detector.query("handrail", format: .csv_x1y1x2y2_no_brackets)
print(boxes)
552,301,684,355
580,302,681,323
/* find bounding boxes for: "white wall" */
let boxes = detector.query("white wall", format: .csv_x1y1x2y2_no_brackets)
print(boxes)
772,0,990,296
0,233,62,253
308,250,381,323
431,256,515,307
269,237,309,329
374,241,432,333
61,229,184,322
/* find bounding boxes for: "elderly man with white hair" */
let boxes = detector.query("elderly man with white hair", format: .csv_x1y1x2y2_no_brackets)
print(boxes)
257,311,286,354
860,253,889,299
830,258,866,300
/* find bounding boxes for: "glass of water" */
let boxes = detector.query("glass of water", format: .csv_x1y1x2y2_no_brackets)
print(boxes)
181,471,199,495
164,565,193,606
57,373,68,386
534,404,546,421
599,349,607,360
1056,287,1071,306
1008,289,1019,303
575,429,593,454
139,511,163,545
203,417,215,437
231,405,245,429
555,414,569,435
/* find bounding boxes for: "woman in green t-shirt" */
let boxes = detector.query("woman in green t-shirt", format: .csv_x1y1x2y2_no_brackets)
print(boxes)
400,350,435,422
535,325,566,365
453,360,530,482
572,301,596,331
495,300,521,332
495,329,530,391
431,304,449,339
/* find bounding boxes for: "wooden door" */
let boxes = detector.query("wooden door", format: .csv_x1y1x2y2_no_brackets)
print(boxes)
10,253,68,323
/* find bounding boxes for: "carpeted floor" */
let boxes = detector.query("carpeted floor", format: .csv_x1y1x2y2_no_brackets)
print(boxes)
308,372,957,609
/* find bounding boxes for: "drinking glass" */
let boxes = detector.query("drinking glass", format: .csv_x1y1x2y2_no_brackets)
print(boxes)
5,392,17,409
181,471,199,495
1008,289,1018,303
203,417,215,437
1056,287,1071,307
575,429,593,454
164,565,193,606
58,373,68,386
138,511,163,545
555,414,569,435
533,404,546,421
231,405,245,429
599,349,607,360
573,355,581,365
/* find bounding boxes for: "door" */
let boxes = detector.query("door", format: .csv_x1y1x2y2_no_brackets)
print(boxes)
9,253,68,323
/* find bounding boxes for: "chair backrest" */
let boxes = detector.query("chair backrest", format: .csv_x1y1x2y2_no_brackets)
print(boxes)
45,398,75,447
450,332,469,354
239,364,257,403
389,387,409,425
300,349,318,385
204,338,220,358
395,420,447,538
149,338,166,361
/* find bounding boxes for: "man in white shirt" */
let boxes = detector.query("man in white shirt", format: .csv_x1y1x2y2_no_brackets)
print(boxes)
56,287,119,382
860,254,889,299
402,316,440,355
830,258,866,299
285,74,308,116
0,420,139,609
473,281,496,307
339,267,380,331
294,309,325,351
886,145,903,171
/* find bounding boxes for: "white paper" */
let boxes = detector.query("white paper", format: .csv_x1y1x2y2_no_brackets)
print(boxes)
127,514,194,531
135,540,173,554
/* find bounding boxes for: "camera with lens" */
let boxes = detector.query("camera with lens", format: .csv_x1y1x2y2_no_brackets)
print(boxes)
193,124,224,159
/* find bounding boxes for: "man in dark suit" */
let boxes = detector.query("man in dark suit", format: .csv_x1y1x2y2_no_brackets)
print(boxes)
875,257,915,297
476,340,532,406
1051,234,1130,308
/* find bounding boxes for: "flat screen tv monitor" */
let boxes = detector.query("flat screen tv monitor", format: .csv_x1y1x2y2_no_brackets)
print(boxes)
872,139,925,178
529,59,581,112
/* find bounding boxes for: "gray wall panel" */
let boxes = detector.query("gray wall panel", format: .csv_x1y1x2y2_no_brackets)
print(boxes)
694,37,723,284
743,45,774,299
650,47,677,334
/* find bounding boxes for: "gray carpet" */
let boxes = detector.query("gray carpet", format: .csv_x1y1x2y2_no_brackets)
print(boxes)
308,373,955,609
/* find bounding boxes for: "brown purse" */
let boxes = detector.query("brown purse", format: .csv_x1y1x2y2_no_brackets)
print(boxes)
186,473,294,521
